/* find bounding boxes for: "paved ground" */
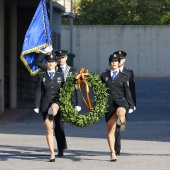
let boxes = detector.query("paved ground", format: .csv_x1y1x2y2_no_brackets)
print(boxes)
0,78,170,170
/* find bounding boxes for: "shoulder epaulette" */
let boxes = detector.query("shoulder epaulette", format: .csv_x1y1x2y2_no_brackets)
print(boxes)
58,72,63,75
71,67,76,71
38,71,45,74
105,68,110,72
120,71,127,75
124,67,133,72
101,71,106,75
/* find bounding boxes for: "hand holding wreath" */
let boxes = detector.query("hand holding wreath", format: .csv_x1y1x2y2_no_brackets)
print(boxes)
59,69,108,128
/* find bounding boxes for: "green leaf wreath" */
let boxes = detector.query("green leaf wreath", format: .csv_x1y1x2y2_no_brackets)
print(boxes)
59,72,108,128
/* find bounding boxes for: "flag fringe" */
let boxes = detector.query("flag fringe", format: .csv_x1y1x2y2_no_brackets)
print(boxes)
20,43,49,76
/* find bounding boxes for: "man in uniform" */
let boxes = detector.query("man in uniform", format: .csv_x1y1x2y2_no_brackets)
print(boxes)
113,50,136,156
35,46,82,157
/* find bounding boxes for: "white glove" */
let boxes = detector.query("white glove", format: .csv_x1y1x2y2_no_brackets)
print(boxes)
128,109,133,113
75,84,79,90
134,106,136,111
34,108,39,114
41,45,53,54
75,106,81,112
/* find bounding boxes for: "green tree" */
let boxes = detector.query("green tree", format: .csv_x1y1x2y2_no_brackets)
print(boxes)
72,0,170,25
136,0,170,25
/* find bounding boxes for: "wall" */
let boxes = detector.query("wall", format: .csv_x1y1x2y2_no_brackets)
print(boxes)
61,25,170,77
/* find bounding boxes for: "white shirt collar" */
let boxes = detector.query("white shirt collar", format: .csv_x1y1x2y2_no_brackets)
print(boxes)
47,69,55,74
60,64,66,69
110,69,119,76
119,65,124,72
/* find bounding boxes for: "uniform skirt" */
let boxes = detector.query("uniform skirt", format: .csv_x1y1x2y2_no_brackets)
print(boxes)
105,101,128,123
41,101,60,121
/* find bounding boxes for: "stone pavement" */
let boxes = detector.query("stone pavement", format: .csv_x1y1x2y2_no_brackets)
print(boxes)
0,78,170,170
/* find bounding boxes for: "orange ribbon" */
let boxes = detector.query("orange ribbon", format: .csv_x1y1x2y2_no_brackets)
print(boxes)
76,68,92,111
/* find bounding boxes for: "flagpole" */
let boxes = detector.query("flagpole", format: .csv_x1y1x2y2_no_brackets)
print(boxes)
20,0,52,75
49,0,53,43
70,0,73,53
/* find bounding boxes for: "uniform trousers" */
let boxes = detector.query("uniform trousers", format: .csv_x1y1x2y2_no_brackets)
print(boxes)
54,111,67,151
115,125,121,151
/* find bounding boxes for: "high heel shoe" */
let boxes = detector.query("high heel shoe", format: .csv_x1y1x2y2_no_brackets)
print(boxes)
48,107,54,122
49,158,55,162
116,118,126,131
49,153,55,162
110,152,117,162
57,150,63,157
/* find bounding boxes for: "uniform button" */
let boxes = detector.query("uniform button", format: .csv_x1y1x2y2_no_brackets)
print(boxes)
52,91,53,93
51,82,53,83
51,86,53,88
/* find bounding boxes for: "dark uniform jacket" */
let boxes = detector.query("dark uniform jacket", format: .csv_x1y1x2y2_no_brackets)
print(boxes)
122,67,136,107
101,70,134,113
36,52,81,106
35,71,64,112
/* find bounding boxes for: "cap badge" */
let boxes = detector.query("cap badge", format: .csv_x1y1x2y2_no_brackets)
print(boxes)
114,54,116,57
119,51,121,54
59,51,62,53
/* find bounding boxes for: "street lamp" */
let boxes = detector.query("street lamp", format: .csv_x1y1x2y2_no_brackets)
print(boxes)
62,0,75,53
49,0,53,42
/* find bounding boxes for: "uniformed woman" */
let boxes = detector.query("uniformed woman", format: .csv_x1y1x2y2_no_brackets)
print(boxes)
36,49,82,157
34,54,65,162
101,54,134,162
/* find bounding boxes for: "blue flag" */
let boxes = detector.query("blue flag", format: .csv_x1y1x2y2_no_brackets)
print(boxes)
20,0,51,76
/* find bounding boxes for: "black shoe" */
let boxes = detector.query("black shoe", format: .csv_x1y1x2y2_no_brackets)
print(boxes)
49,158,55,162
57,150,63,157
116,150,120,156
48,107,54,121
111,159,117,162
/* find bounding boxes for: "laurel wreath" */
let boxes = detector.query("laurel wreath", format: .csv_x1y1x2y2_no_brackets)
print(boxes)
59,72,108,128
